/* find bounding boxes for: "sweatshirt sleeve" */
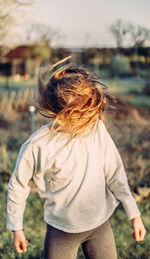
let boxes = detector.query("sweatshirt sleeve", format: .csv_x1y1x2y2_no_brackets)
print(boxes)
102,122,141,221
7,139,34,231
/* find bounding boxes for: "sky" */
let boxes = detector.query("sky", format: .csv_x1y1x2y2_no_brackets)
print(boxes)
14,0,150,48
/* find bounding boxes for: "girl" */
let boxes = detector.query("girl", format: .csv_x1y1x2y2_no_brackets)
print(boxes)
7,57,146,259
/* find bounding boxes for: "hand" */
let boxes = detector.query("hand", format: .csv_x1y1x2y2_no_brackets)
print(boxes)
131,216,146,242
13,230,28,253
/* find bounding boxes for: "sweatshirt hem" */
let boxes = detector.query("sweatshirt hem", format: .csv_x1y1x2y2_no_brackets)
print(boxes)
44,205,119,233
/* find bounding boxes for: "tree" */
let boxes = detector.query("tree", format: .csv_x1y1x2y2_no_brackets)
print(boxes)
128,24,150,48
25,23,64,77
109,19,128,51
0,0,33,46
26,23,55,47
109,20,150,77
127,24,150,76
26,23,64,48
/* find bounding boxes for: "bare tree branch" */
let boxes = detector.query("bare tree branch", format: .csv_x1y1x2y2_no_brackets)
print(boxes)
128,24,150,47
109,19,150,49
26,23,64,47
0,0,34,44
109,19,128,49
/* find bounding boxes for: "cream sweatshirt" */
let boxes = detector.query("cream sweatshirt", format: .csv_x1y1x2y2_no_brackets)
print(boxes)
7,120,141,233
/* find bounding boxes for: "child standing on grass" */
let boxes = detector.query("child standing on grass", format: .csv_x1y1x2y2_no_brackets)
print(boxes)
7,57,146,259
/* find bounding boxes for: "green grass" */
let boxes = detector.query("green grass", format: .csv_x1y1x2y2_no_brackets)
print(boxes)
0,77,36,90
103,78,145,95
102,78,150,109
1,76,149,109
1,180,150,259
0,76,145,93
0,182,84,259
0,76,150,258
128,95,150,109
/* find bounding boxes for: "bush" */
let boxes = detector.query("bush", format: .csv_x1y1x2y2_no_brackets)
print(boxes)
110,54,130,77
6,136,25,151
143,79,150,95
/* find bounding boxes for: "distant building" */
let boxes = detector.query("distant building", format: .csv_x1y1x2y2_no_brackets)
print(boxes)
0,44,149,78
4,46,34,77
2,44,51,78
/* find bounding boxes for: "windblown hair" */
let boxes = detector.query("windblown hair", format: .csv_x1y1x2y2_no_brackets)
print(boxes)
35,56,115,140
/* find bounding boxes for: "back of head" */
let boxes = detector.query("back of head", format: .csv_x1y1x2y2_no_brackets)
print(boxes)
35,57,114,141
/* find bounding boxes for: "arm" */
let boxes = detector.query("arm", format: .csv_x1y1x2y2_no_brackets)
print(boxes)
103,122,141,220
7,139,34,252
102,122,146,241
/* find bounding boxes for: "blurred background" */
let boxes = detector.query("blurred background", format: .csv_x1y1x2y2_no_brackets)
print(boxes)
0,0,150,258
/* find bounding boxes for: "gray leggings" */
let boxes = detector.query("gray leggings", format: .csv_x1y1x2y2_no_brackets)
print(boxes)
44,219,117,259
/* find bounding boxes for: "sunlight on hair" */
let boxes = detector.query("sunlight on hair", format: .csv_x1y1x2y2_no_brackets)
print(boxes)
35,58,116,141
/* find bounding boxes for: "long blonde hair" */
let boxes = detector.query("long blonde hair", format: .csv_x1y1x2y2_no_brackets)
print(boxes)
35,56,115,140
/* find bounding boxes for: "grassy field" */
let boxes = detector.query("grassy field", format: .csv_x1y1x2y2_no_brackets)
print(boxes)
0,76,36,91
103,78,146,94
1,76,149,109
1,180,150,259
0,76,150,258
103,78,150,110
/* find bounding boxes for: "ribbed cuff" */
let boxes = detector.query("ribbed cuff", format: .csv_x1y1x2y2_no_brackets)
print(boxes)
7,223,23,231
123,201,141,221
12,229,24,232
127,211,141,221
